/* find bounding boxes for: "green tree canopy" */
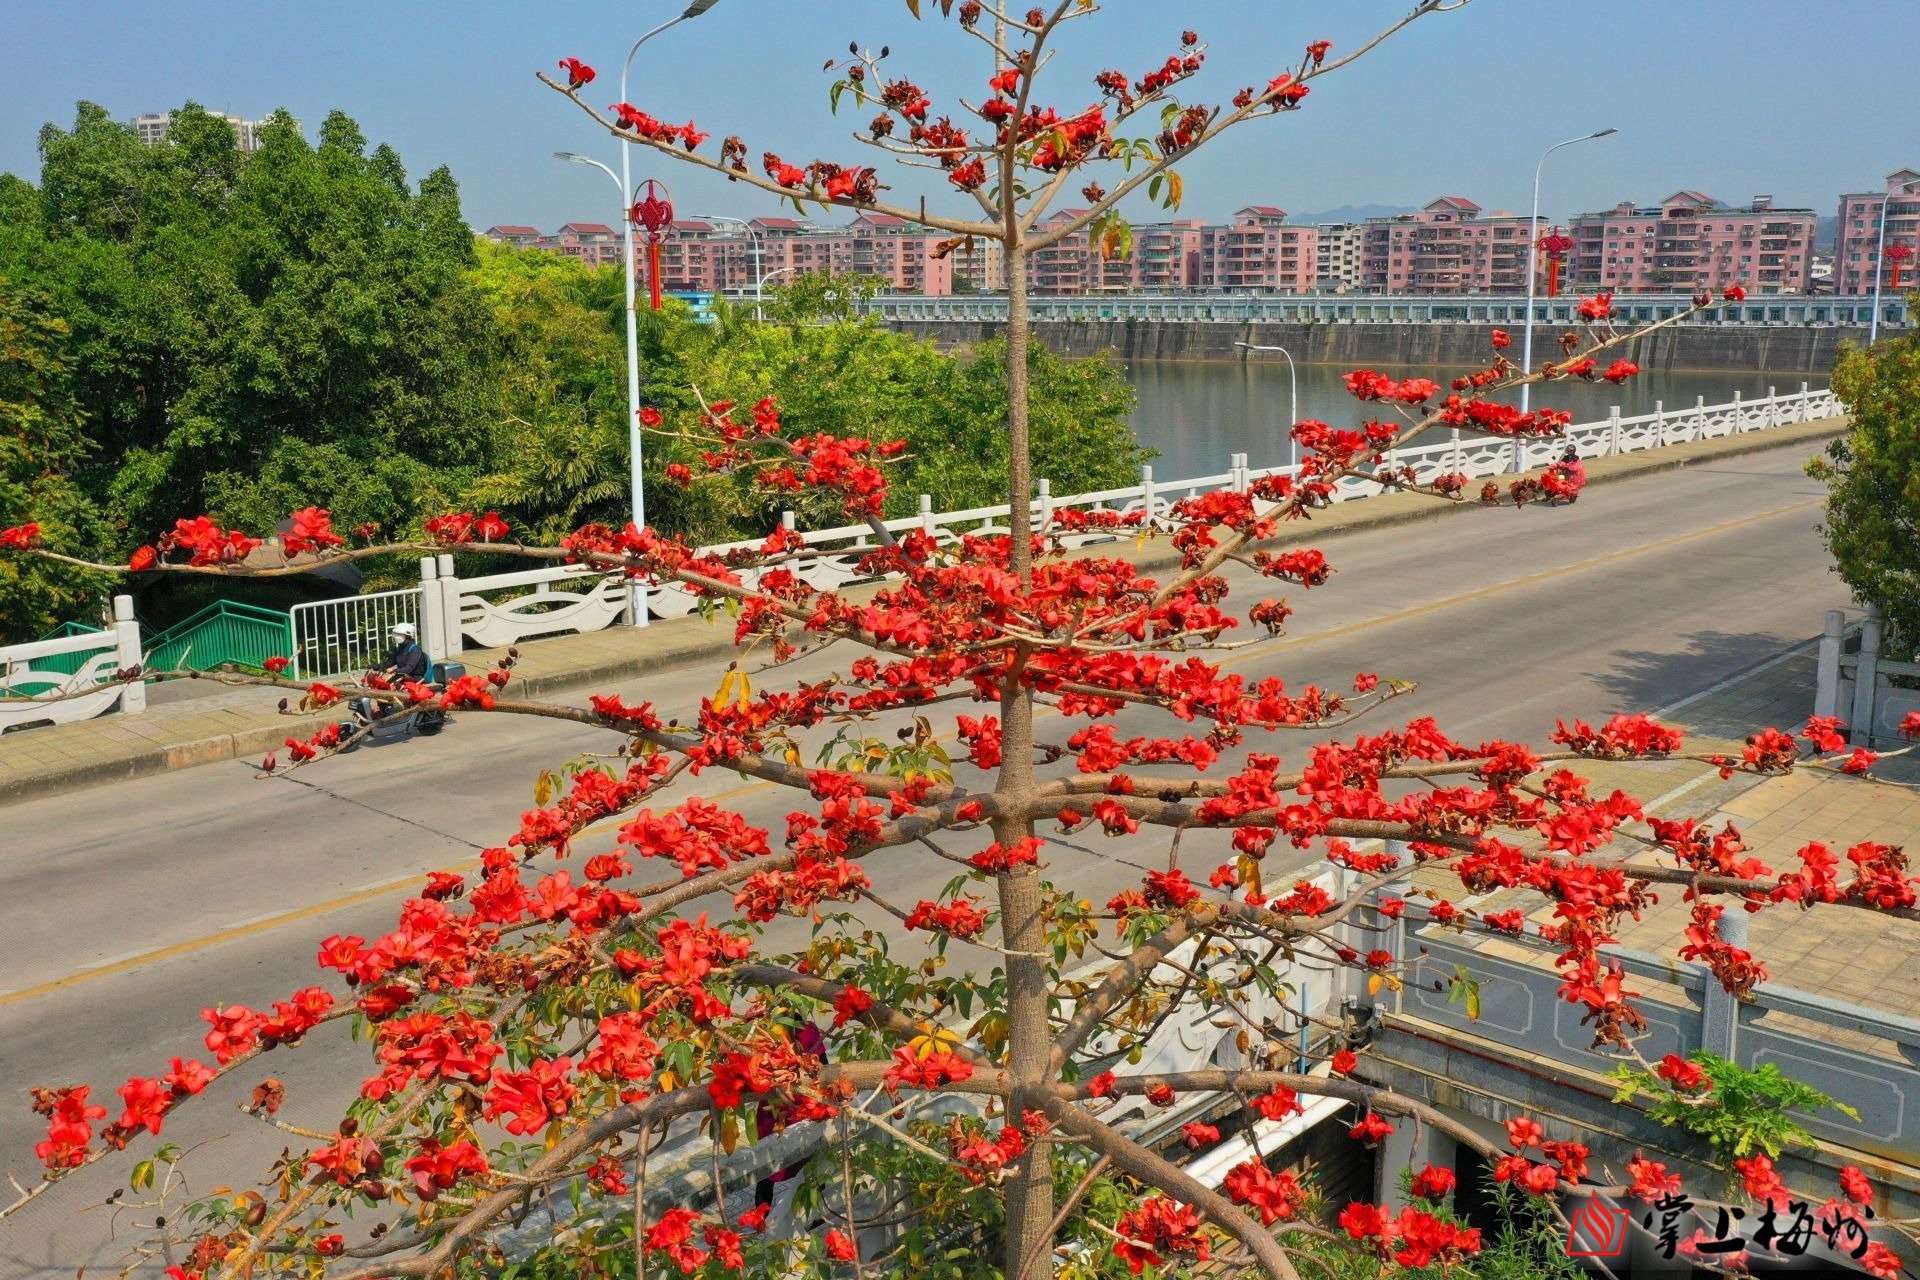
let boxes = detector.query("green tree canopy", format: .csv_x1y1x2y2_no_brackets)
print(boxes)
1811,311,1920,655
469,260,1151,546
0,280,112,639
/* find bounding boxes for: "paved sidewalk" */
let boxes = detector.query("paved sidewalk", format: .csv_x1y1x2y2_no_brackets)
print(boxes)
1419,641,1920,1047
0,417,1846,807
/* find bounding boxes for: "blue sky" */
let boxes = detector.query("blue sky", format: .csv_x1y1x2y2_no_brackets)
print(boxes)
2,0,1908,231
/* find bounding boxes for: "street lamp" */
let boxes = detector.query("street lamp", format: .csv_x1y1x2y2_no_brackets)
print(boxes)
691,213,765,315
1520,128,1617,417
1865,179,1915,345
1233,341,1299,473
588,0,725,626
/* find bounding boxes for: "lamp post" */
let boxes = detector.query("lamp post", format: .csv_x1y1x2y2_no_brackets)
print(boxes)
691,213,765,315
1520,128,1617,417
1233,341,1299,472
1864,182,1915,345
590,0,724,626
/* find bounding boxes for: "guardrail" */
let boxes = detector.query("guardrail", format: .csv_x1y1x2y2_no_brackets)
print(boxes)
418,382,1838,652
289,587,425,680
1386,889,1920,1164
0,597,146,732
144,600,293,674
1815,604,1920,748
863,291,1909,329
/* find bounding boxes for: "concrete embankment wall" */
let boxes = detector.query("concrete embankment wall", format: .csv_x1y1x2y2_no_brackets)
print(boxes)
886,319,1867,374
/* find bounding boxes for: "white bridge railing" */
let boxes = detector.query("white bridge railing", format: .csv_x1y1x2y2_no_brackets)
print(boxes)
406,382,1836,656
0,597,147,732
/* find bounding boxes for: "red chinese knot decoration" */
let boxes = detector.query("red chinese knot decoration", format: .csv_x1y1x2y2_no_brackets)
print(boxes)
1886,241,1914,292
629,179,675,311
1537,227,1574,298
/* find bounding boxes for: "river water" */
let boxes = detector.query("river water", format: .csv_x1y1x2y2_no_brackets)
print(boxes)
1123,362,1820,479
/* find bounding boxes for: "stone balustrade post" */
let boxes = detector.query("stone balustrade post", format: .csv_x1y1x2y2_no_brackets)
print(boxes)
1814,609,1847,721
1139,464,1156,522
437,553,464,655
1732,389,1744,432
1767,385,1778,427
1448,426,1462,478
113,595,146,715
1692,394,1706,443
1700,907,1750,1059
417,557,447,662
919,494,935,537
1851,604,1884,746
1037,479,1054,531
1799,381,1811,422
1609,406,1622,456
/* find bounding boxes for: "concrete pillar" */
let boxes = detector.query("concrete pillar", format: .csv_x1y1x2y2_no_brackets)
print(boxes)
1814,609,1847,720
112,595,146,715
1139,465,1156,523
1732,389,1745,432
1448,426,1462,478
1609,406,1622,456
417,557,448,662
1700,907,1752,1059
436,553,464,656
1799,381,1811,422
1693,394,1706,444
919,493,935,537
1037,479,1054,531
1851,604,1883,746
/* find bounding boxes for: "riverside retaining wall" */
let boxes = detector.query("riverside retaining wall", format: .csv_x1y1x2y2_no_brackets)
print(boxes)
886,319,1867,374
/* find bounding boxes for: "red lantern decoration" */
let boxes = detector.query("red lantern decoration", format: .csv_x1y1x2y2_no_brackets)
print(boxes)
1886,242,1915,292
1537,227,1574,298
629,179,676,312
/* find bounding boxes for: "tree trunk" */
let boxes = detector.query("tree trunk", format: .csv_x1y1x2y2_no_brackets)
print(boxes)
996,240,1055,1278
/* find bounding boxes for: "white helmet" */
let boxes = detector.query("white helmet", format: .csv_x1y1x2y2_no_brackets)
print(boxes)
391,621,417,638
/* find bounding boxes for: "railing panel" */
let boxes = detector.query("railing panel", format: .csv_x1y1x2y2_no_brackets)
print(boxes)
290,589,425,680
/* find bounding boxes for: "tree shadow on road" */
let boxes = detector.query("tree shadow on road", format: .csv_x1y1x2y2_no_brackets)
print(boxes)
1593,629,1819,740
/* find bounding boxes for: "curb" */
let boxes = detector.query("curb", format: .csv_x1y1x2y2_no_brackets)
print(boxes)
0,422,1845,807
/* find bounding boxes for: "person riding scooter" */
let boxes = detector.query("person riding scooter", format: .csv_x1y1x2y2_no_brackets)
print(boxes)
1544,443,1587,504
344,622,431,733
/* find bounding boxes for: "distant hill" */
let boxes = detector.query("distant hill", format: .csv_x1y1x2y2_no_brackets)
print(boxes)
1815,214,1839,253
1291,203,1417,225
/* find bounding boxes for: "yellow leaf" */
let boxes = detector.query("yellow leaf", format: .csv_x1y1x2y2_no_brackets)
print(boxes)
784,745,803,767
1368,974,1384,997
720,1116,740,1154
1166,171,1183,209
734,669,752,711
658,1068,679,1092
909,1024,959,1058
533,770,555,806
1236,853,1263,900
714,668,738,708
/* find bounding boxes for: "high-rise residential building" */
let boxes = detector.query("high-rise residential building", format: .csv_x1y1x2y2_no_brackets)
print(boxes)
1568,192,1816,295
129,110,294,153
1315,222,1364,292
1361,198,1540,294
551,222,625,270
1204,207,1317,293
1131,219,1210,291
1835,169,1920,296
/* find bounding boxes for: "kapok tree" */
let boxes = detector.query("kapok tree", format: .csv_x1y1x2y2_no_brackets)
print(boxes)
1,4,1907,1279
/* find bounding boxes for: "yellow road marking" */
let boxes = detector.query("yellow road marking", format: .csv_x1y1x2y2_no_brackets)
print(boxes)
5,499,1817,1006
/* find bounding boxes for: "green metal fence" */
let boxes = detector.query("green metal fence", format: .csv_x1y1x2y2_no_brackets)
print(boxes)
144,601,294,674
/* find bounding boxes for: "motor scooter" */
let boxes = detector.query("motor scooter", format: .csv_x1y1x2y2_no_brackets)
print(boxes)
343,661,464,745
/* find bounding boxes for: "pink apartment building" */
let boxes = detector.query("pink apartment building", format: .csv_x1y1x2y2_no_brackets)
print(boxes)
1205,207,1317,292
1361,198,1540,294
1836,169,1920,295
1569,193,1815,295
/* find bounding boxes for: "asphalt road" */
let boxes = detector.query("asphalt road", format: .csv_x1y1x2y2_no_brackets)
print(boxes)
0,440,1845,1278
